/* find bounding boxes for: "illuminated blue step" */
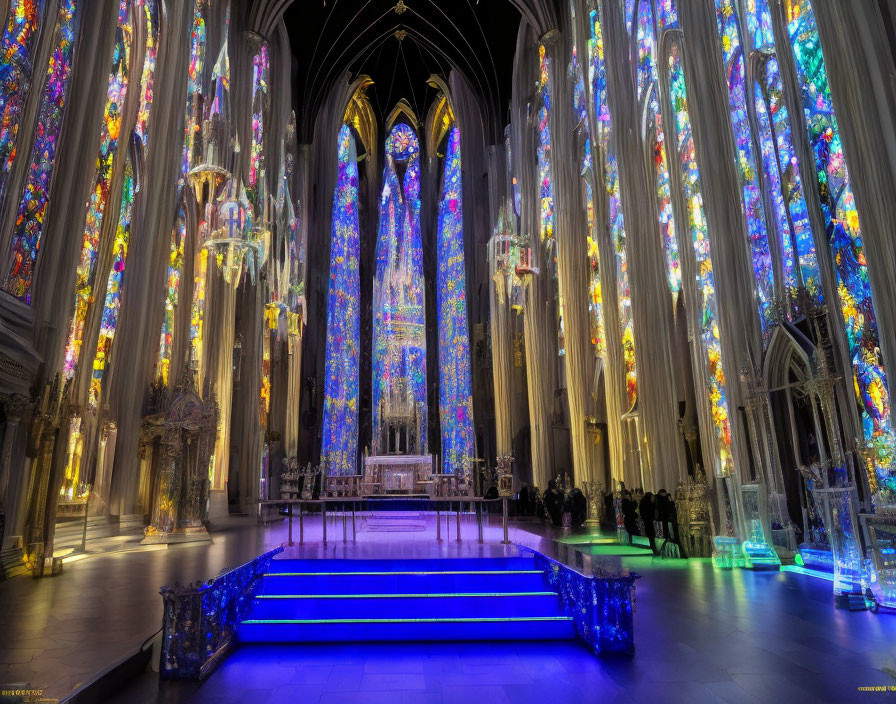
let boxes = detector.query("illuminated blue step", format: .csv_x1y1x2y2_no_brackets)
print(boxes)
259,561,545,594
237,616,576,643
249,592,563,620
264,557,540,573
238,557,575,644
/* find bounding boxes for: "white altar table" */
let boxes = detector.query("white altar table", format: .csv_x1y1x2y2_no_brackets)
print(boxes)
363,454,433,495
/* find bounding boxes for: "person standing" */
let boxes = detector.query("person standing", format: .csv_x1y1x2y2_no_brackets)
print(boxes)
639,491,660,555
657,489,688,558
621,490,638,542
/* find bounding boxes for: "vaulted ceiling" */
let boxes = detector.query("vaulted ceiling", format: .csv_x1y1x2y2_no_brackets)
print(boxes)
283,0,523,141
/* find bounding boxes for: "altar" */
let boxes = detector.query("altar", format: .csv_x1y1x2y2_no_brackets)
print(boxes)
363,454,433,496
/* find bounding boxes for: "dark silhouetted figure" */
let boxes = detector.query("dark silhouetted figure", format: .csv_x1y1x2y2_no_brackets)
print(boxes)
639,492,660,555
603,490,615,528
657,488,688,558
543,480,563,526
621,490,638,541
518,483,530,515
566,488,587,528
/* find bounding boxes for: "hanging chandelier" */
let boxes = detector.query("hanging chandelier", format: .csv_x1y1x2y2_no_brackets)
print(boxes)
203,186,268,287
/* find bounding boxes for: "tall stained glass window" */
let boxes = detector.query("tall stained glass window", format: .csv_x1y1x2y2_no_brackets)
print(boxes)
3,0,78,301
635,0,680,303
181,0,206,180
665,30,733,477
158,201,186,384
571,42,605,357
437,126,474,475
536,44,566,357
372,123,427,453
63,0,134,379
321,124,361,476
785,0,891,488
715,0,774,330
588,2,637,408
0,0,45,205
742,0,819,302
90,0,159,405
247,41,268,209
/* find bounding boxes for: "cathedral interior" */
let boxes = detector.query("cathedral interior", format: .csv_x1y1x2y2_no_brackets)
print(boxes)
0,0,895,702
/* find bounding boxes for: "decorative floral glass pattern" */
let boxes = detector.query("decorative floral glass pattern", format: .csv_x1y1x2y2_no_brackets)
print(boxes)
437,127,474,475
786,0,892,486
321,125,361,476
668,41,733,477
588,4,637,407
3,0,78,302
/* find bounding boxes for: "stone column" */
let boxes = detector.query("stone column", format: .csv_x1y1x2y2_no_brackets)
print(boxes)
544,28,602,489
0,393,31,550
108,1,193,516
677,1,770,537
600,0,686,492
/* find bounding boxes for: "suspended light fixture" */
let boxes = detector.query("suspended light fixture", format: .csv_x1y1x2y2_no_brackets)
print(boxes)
203,182,268,286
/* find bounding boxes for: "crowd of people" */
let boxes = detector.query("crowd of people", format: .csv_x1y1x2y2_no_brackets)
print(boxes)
605,484,688,558
515,479,588,528
509,476,688,559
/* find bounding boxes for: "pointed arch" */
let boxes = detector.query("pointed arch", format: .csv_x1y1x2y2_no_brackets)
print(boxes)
762,323,814,391
343,75,376,161
385,98,418,133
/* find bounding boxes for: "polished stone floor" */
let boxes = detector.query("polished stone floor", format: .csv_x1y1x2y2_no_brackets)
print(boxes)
0,511,545,702
2,513,895,703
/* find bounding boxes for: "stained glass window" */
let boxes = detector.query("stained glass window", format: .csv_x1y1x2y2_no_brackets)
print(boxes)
158,199,186,385
63,0,133,379
437,127,474,475
90,157,134,409
247,41,268,209
321,124,361,476
785,0,892,489
373,123,427,453
572,42,606,357
3,0,78,302
90,0,158,402
537,45,554,244
636,0,680,302
588,3,637,408
181,0,206,179
0,0,45,206
716,0,774,330
667,39,733,477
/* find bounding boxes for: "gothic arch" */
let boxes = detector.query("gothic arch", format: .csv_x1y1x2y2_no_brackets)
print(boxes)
385,99,418,133
762,323,815,392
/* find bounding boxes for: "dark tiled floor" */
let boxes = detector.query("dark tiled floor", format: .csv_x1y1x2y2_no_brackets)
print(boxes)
2,515,896,703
